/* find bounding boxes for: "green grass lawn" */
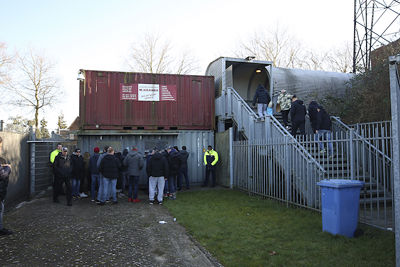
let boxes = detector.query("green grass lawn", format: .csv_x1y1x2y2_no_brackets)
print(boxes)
165,189,394,267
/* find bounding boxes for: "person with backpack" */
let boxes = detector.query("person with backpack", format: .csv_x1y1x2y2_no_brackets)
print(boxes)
123,146,144,203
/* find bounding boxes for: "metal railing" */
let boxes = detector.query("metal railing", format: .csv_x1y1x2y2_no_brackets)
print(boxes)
217,87,325,208
350,120,392,159
232,117,394,229
218,86,393,229
233,131,394,229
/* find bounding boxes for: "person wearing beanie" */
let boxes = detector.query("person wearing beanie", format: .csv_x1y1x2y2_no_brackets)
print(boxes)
89,147,100,201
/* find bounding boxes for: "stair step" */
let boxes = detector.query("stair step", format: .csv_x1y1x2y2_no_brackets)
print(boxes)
359,197,392,204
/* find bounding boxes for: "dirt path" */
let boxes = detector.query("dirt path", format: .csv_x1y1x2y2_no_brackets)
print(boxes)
0,193,221,266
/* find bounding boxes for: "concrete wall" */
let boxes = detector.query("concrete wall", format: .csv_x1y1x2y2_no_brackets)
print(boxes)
0,132,30,204
215,129,230,187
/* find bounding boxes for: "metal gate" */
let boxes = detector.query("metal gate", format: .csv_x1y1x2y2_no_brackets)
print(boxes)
28,139,76,197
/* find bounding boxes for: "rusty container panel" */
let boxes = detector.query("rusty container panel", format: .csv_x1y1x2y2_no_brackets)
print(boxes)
79,71,215,130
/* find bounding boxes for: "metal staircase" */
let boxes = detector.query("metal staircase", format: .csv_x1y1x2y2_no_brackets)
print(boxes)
218,87,393,213
217,87,325,208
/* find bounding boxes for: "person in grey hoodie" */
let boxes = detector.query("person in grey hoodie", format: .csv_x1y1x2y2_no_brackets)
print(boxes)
123,146,144,202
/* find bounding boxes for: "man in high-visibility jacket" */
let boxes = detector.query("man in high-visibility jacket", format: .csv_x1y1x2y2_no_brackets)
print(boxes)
50,143,63,165
50,143,62,203
202,145,219,187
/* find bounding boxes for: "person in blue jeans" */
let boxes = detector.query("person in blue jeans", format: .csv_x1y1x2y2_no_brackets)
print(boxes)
89,147,100,201
96,146,109,203
123,146,144,202
315,105,334,157
70,148,84,199
98,147,121,205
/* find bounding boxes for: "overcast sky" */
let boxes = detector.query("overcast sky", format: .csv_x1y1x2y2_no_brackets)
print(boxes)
0,0,354,130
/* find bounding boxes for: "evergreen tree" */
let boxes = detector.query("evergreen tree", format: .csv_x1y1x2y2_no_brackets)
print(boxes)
39,118,50,139
57,113,67,132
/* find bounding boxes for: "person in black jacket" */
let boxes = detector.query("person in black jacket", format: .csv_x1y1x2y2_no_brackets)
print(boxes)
290,95,307,136
146,148,169,205
315,105,334,156
178,146,190,190
308,101,319,133
53,147,73,206
0,156,12,235
167,146,181,200
99,147,121,205
71,148,85,199
252,84,271,120
89,147,100,202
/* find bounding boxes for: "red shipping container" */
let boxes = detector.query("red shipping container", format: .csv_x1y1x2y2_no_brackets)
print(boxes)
79,70,215,130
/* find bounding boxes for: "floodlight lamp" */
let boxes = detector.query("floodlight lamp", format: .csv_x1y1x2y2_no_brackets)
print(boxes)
77,70,85,81
245,56,256,61
255,69,262,73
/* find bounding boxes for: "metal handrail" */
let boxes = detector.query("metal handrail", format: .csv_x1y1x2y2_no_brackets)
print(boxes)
331,116,392,162
225,87,325,173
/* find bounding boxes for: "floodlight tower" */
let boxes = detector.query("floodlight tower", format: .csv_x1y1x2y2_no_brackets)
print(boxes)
353,0,400,72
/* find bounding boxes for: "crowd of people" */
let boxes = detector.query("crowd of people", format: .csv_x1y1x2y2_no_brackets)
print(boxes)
50,143,218,206
253,84,333,157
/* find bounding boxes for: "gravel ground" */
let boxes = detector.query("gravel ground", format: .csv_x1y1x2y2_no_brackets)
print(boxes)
0,191,221,267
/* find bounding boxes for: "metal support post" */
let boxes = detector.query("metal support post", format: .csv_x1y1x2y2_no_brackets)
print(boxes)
229,127,234,189
389,55,400,267
349,128,355,179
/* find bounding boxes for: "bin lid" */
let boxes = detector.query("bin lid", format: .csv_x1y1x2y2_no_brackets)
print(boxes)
317,179,364,188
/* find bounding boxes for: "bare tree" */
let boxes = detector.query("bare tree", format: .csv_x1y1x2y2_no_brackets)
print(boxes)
5,116,34,134
236,27,353,73
126,33,198,74
5,49,59,130
325,42,353,73
235,26,303,68
0,42,13,87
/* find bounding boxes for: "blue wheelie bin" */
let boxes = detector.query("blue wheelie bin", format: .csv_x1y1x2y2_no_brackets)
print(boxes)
317,179,364,238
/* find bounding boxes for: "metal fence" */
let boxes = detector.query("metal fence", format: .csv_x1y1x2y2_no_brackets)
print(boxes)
233,123,394,230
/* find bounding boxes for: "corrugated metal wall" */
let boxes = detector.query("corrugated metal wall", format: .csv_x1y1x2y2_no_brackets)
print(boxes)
78,130,214,185
205,57,224,97
272,67,353,105
80,71,215,130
